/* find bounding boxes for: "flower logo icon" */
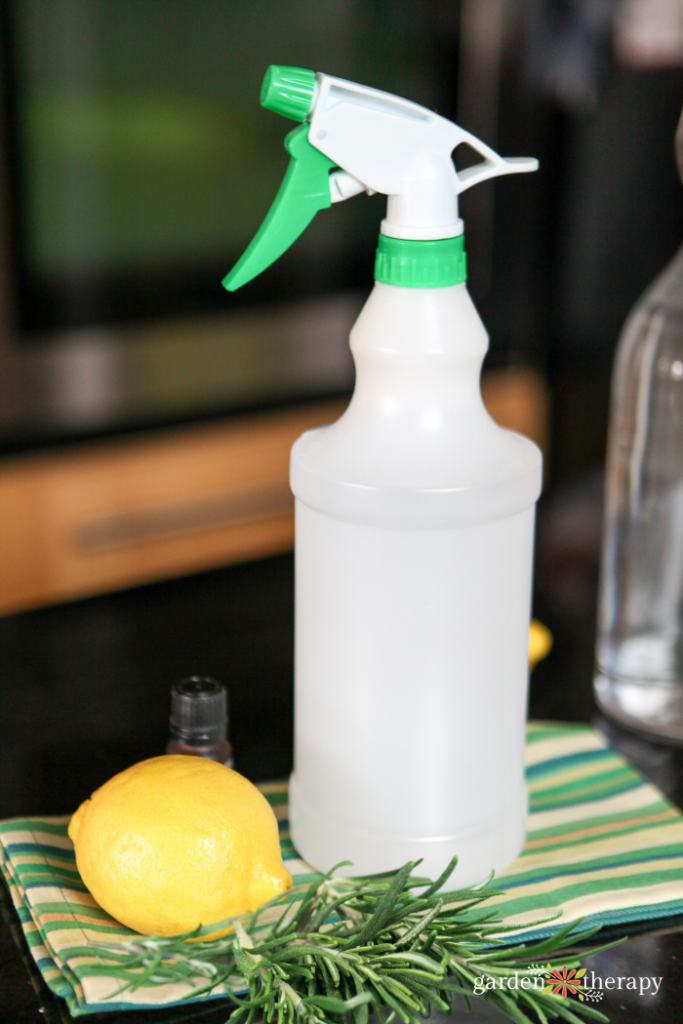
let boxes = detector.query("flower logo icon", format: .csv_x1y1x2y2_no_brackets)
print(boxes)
543,964,587,1000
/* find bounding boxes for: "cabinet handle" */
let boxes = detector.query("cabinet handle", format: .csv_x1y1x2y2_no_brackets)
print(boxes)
75,480,293,552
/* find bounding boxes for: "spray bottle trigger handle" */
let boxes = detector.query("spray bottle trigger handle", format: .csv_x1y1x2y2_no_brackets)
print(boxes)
223,124,336,292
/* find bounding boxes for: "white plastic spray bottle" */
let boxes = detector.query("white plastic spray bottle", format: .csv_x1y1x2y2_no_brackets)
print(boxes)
224,66,541,886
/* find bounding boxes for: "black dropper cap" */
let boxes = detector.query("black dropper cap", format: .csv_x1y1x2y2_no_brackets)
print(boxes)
169,676,227,745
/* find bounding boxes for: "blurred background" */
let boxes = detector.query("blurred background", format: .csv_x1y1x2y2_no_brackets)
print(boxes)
1,0,683,805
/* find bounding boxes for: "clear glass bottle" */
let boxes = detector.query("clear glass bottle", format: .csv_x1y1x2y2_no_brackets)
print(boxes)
595,241,683,743
166,676,234,767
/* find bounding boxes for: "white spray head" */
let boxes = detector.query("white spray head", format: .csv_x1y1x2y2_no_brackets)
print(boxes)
224,66,537,291
310,72,537,240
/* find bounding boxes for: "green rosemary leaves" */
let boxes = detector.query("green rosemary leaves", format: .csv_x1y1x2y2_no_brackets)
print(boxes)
85,857,620,1024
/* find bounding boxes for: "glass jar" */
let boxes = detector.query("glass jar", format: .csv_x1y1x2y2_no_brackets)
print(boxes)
595,243,683,742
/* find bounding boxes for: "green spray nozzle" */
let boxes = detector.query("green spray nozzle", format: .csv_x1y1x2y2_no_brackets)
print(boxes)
260,65,317,121
223,66,327,291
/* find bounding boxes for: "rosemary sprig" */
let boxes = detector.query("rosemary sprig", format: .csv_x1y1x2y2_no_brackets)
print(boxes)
81,857,623,1024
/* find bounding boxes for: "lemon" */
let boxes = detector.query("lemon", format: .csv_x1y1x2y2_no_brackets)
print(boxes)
529,619,553,670
68,755,292,938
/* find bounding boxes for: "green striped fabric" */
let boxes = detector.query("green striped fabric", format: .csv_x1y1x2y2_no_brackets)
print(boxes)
1,722,683,1015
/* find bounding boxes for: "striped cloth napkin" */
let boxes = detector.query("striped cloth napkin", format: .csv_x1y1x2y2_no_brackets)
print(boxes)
2,721,683,1016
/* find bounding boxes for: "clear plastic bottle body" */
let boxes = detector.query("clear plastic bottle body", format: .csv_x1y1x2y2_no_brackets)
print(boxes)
595,244,683,741
290,501,535,884
289,282,542,884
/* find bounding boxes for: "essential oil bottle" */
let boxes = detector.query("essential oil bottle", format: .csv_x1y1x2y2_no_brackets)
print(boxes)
166,676,234,767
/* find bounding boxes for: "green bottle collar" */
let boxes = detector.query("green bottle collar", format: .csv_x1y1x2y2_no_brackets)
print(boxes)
374,234,467,288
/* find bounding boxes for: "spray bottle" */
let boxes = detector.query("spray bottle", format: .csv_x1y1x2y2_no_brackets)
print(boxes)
224,66,541,886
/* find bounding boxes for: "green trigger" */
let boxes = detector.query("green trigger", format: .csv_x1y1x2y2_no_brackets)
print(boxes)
223,124,336,291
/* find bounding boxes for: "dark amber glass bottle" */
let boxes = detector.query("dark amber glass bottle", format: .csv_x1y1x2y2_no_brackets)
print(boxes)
166,676,234,767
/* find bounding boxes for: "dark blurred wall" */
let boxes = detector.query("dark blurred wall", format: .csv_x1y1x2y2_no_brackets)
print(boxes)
552,67,683,474
461,2,683,478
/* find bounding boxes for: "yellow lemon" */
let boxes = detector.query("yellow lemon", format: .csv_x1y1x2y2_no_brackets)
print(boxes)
529,619,553,670
68,755,292,938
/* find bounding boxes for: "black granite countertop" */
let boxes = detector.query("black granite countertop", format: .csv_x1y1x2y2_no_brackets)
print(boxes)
2,529,683,1023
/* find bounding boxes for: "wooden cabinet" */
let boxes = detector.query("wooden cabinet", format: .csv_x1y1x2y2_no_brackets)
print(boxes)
0,401,346,615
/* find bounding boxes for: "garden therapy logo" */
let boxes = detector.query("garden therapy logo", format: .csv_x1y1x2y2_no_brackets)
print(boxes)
472,963,663,1002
